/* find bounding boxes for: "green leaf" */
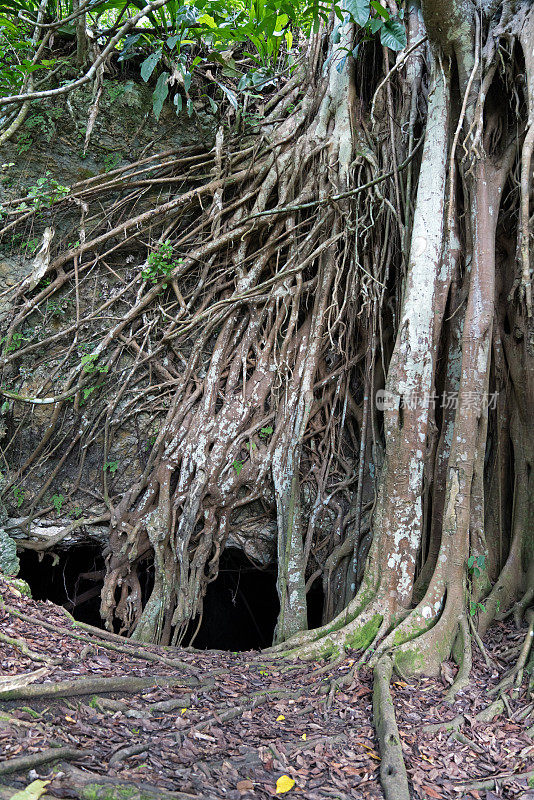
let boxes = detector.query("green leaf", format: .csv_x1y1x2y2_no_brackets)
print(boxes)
368,16,382,33
467,556,475,568
380,16,406,51
8,779,50,800
166,34,180,49
370,0,389,19
344,0,370,26
186,97,194,116
173,93,183,114
233,459,243,475
152,70,169,120
140,49,162,82
216,81,238,110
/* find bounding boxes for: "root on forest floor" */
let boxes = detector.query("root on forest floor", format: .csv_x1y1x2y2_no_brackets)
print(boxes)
0,747,82,776
0,673,198,702
1,581,533,800
372,655,410,800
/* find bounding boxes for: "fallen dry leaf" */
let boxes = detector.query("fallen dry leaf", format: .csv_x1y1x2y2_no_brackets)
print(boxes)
275,775,295,794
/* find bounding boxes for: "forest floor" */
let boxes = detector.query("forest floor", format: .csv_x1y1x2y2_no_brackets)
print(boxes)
0,576,532,800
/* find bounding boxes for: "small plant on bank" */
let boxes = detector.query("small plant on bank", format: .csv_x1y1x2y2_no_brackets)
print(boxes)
18,171,70,210
80,353,109,374
142,240,182,285
467,554,487,617
51,493,65,514
12,486,25,508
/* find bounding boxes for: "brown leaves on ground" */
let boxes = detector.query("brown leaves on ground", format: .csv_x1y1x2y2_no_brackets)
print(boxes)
0,575,532,800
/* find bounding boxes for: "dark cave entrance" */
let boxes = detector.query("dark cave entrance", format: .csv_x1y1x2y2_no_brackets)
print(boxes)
18,545,106,627
17,544,324,651
187,548,279,651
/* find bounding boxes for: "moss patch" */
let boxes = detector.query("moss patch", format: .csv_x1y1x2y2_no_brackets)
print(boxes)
344,614,382,652
394,646,425,676
5,577,31,597
83,785,137,800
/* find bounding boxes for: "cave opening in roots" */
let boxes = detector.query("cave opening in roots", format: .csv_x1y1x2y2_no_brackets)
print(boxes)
18,545,106,628
186,548,279,651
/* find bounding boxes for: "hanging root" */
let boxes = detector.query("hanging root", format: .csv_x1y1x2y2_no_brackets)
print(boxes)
1,2,533,669
373,655,410,800
1,20,405,647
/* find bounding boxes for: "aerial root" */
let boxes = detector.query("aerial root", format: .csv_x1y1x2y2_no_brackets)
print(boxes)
373,655,410,800
1,602,193,670
54,764,197,800
421,697,504,734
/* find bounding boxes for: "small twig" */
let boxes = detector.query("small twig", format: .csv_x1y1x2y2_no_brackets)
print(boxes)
468,614,494,668
445,614,472,702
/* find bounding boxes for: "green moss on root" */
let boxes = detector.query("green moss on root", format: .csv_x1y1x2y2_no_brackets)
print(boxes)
83,785,138,800
344,614,382,652
317,638,340,660
393,646,425,675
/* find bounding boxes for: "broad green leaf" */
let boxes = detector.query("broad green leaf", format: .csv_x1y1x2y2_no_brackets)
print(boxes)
152,71,169,120
140,49,162,82
198,12,217,27
237,73,251,91
370,0,389,19
173,93,183,114
380,16,407,50
344,0,370,27
9,780,50,800
166,34,180,49
216,81,238,110
369,16,382,33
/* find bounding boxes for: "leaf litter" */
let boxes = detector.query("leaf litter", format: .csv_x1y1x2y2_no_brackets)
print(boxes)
0,575,532,799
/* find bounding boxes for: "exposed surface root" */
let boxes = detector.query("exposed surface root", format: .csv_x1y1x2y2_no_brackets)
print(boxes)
372,655,410,800
0,581,532,799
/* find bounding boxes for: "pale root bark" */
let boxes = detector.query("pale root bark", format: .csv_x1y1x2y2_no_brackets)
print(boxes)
267,57,452,659
386,155,511,675
359,56,450,616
